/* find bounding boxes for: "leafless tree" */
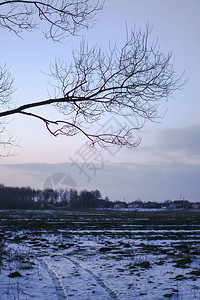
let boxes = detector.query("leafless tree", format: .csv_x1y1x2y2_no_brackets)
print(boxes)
0,0,103,154
0,123,17,157
0,65,14,109
0,1,184,151
0,0,103,41
0,65,17,157
44,27,184,148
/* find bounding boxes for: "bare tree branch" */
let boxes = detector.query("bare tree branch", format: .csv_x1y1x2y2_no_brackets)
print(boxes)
0,0,104,152
0,65,17,154
0,64,15,109
0,25,185,149
0,0,104,41
0,121,18,157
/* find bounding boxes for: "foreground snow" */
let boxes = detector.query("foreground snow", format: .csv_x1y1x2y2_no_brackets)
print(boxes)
0,210,200,299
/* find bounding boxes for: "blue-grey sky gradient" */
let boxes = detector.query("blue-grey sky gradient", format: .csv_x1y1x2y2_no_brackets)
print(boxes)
1,0,200,202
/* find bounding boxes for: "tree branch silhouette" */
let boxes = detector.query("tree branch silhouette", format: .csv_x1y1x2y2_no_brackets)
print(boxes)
0,26,184,149
0,0,103,41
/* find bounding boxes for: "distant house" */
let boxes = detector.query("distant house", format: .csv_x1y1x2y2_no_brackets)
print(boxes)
163,200,192,210
114,201,127,209
143,201,162,209
192,202,200,209
128,202,142,209
168,202,176,210
174,200,192,210
128,199,143,210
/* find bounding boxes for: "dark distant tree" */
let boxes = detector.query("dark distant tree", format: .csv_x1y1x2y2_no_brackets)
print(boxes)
42,188,56,207
79,190,92,209
105,196,109,202
0,1,184,154
58,189,69,207
34,189,44,209
91,190,101,201
69,188,78,202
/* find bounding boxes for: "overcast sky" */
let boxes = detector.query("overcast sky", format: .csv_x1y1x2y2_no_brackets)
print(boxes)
0,0,200,202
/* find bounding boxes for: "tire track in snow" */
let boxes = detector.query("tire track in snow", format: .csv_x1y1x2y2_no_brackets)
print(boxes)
67,257,120,300
38,258,68,300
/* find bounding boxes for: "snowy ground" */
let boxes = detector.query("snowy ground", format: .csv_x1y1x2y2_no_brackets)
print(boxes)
0,210,200,299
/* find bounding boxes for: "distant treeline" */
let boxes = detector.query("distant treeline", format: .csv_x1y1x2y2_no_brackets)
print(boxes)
0,184,199,210
0,184,111,210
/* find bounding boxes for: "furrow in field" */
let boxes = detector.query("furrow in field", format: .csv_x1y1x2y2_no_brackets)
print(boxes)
67,257,120,300
38,258,68,300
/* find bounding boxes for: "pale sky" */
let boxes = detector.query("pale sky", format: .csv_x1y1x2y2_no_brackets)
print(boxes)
0,0,200,202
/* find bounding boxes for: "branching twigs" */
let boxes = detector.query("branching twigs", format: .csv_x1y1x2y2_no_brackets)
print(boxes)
0,65,15,109
0,122,18,157
0,25,185,149
0,65,17,155
0,0,104,41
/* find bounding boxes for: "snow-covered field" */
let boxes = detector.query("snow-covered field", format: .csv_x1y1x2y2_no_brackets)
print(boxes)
0,210,200,299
